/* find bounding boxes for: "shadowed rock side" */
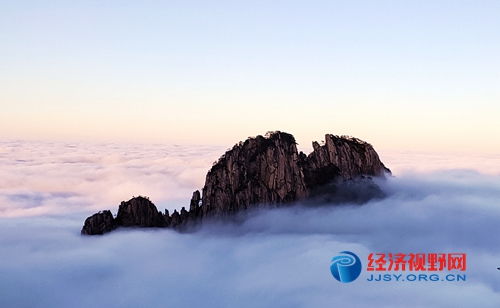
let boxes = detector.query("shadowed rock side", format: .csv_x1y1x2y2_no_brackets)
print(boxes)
302,134,390,190
115,196,165,227
81,131,391,235
81,210,116,235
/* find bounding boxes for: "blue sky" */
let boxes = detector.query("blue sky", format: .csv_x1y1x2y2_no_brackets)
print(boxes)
1,1,499,152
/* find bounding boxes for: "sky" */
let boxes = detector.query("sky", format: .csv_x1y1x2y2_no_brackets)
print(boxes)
1,0,499,153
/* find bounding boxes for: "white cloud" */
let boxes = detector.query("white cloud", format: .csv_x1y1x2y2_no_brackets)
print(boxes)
0,140,499,307
0,140,223,217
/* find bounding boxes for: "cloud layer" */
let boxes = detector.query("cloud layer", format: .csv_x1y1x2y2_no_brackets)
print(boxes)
0,140,223,217
0,140,499,307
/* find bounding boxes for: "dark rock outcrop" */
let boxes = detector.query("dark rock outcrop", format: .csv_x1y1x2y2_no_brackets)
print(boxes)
81,210,116,235
81,131,390,235
80,197,166,235
302,134,390,190
115,196,165,227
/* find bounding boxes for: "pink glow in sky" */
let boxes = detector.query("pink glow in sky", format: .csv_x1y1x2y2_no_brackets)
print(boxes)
1,1,499,154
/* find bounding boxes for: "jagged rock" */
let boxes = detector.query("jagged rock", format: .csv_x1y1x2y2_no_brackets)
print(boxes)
302,134,390,190
81,210,115,235
201,132,308,218
200,132,390,219
170,210,181,228
115,196,165,228
81,197,166,235
81,131,391,235
164,209,171,226
180,206,188,218
190,190,201,211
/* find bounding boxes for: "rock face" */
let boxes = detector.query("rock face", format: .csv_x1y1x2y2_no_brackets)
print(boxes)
81,210,116,235
303,134,390,190
201,132,308,218
81,131,390,235
115,196,165,227
81,196,166,235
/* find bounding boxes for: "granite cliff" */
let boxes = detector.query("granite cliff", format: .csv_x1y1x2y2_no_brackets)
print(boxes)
82,131,390,235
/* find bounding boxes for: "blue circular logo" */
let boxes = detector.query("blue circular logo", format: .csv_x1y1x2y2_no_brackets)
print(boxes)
330,251,362,283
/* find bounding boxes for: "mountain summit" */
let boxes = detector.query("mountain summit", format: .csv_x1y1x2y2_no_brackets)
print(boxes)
81,131,390,235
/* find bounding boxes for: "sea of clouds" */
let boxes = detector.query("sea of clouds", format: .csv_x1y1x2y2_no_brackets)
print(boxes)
0,140,499,307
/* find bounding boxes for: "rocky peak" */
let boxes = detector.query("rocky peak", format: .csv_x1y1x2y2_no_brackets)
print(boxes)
189,190,201,212
81,210,115,235
115,196,165,227
201,131,308,218
81,196,167,235
81,131,391,235
303,134,390,189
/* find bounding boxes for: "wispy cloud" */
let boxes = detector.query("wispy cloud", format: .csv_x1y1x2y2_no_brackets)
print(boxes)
0,140,223,217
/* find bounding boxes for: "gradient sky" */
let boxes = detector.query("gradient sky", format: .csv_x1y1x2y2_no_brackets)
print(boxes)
1,0,499,152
